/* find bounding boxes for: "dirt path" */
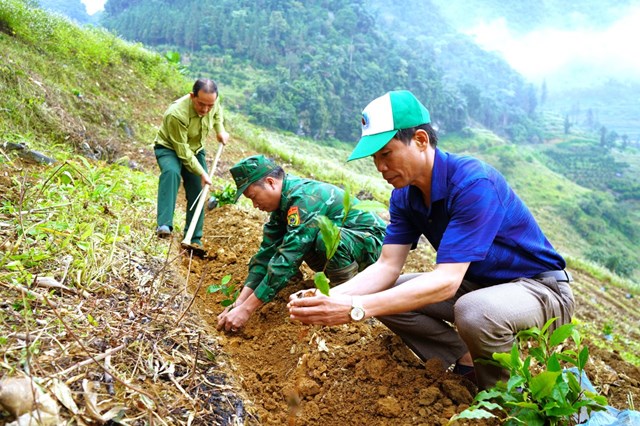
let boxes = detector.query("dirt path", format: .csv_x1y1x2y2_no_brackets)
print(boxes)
169,203,640,425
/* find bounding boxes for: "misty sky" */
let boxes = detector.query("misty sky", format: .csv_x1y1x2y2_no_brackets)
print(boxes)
81,0,105,15
464,5,640,87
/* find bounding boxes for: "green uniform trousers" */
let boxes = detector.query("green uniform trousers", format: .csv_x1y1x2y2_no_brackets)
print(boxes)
155,146,208,243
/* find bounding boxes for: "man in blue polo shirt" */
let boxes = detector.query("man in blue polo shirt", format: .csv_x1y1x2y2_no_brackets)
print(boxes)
287,90,575,390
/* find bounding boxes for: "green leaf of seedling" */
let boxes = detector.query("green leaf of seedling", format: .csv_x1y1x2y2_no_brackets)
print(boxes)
549,323,574,347
315,215,340,259
473,389,503,402
206,285,222,294
510,342,523,370
450,407,497,421
221,299,234,307
556,353,578,366
530,371,561,399
529,347,546,364
517,327,540,341
584,392,608,407
314,271,330,296
546,353,561,372
492,352,513,369
506,401,539,410
566,368,582,394
577,346,589,370
522,356,532,382
506,375,527,393
221,275,232,286
507,408,545,426
540,317,558,335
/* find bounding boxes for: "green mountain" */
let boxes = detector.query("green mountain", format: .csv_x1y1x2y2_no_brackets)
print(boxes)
100,0,539,145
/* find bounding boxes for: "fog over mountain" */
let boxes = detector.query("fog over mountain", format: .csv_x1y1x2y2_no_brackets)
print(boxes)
427,0,640,138
464,4,640,90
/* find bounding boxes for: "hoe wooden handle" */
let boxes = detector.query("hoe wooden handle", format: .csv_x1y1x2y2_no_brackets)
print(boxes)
182,143,224,245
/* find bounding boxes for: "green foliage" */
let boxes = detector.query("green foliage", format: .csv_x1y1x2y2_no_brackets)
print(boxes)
0,0,186,152
206,274,240,307
211,184,236,207
450,319,608,425
0,152,165,301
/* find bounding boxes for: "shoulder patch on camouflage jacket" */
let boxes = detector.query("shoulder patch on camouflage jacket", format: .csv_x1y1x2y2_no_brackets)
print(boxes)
287,206,301,226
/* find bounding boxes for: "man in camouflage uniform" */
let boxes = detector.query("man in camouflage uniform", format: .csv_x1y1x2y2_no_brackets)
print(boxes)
217,155,386,333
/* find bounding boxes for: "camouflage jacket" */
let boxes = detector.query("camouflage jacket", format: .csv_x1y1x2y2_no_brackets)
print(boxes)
246,174,386,302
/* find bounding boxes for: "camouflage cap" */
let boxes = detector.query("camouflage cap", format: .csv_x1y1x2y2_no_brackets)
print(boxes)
229,155,277,202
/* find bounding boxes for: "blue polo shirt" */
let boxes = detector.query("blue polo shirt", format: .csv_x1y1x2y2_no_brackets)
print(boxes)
384,148,565,284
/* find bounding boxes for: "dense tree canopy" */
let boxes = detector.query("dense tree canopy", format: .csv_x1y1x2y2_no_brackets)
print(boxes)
102,0,539,143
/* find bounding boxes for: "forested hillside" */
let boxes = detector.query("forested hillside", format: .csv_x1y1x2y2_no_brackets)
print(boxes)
101,0,538,144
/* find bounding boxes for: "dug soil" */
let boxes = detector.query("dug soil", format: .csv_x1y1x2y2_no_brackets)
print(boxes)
171,200,640,426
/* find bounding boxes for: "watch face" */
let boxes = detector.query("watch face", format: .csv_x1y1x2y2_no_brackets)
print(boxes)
350,307,365,321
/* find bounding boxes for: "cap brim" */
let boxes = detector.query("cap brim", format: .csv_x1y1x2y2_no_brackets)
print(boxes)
347,130,397,162
234,182,250,202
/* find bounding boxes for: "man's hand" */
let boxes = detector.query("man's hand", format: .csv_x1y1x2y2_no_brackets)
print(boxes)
287,292,353,326
216,131,230,145
217,303,251,333
201,172,212,187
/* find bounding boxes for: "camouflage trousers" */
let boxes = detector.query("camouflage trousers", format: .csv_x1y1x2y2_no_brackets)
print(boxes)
303,227,383,284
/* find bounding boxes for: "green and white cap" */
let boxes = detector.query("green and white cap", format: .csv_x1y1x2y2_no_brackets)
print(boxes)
348,90,431,161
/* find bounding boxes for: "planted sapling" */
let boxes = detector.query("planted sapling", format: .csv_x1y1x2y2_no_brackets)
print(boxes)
207,274,240,307
450,318,608,425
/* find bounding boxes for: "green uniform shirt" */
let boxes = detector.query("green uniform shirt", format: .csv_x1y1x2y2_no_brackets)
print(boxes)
246,175,386,302
154,94,226,175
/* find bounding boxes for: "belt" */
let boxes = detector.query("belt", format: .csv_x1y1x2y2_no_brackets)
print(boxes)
534,270,573,283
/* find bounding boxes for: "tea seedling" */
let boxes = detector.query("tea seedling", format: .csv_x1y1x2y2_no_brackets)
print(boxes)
207,274,240,307
450,318,608,426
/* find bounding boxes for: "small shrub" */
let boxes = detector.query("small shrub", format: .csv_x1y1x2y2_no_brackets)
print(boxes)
450,318,608,425
211,184,236,207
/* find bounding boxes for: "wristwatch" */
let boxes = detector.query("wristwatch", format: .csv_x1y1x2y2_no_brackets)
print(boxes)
349,296,365,322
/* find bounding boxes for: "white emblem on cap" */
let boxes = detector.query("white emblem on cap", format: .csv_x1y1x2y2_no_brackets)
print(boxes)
361,93,394,137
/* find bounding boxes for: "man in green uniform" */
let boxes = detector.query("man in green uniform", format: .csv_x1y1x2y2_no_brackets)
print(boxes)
154,78,229,247
217,155,386,332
